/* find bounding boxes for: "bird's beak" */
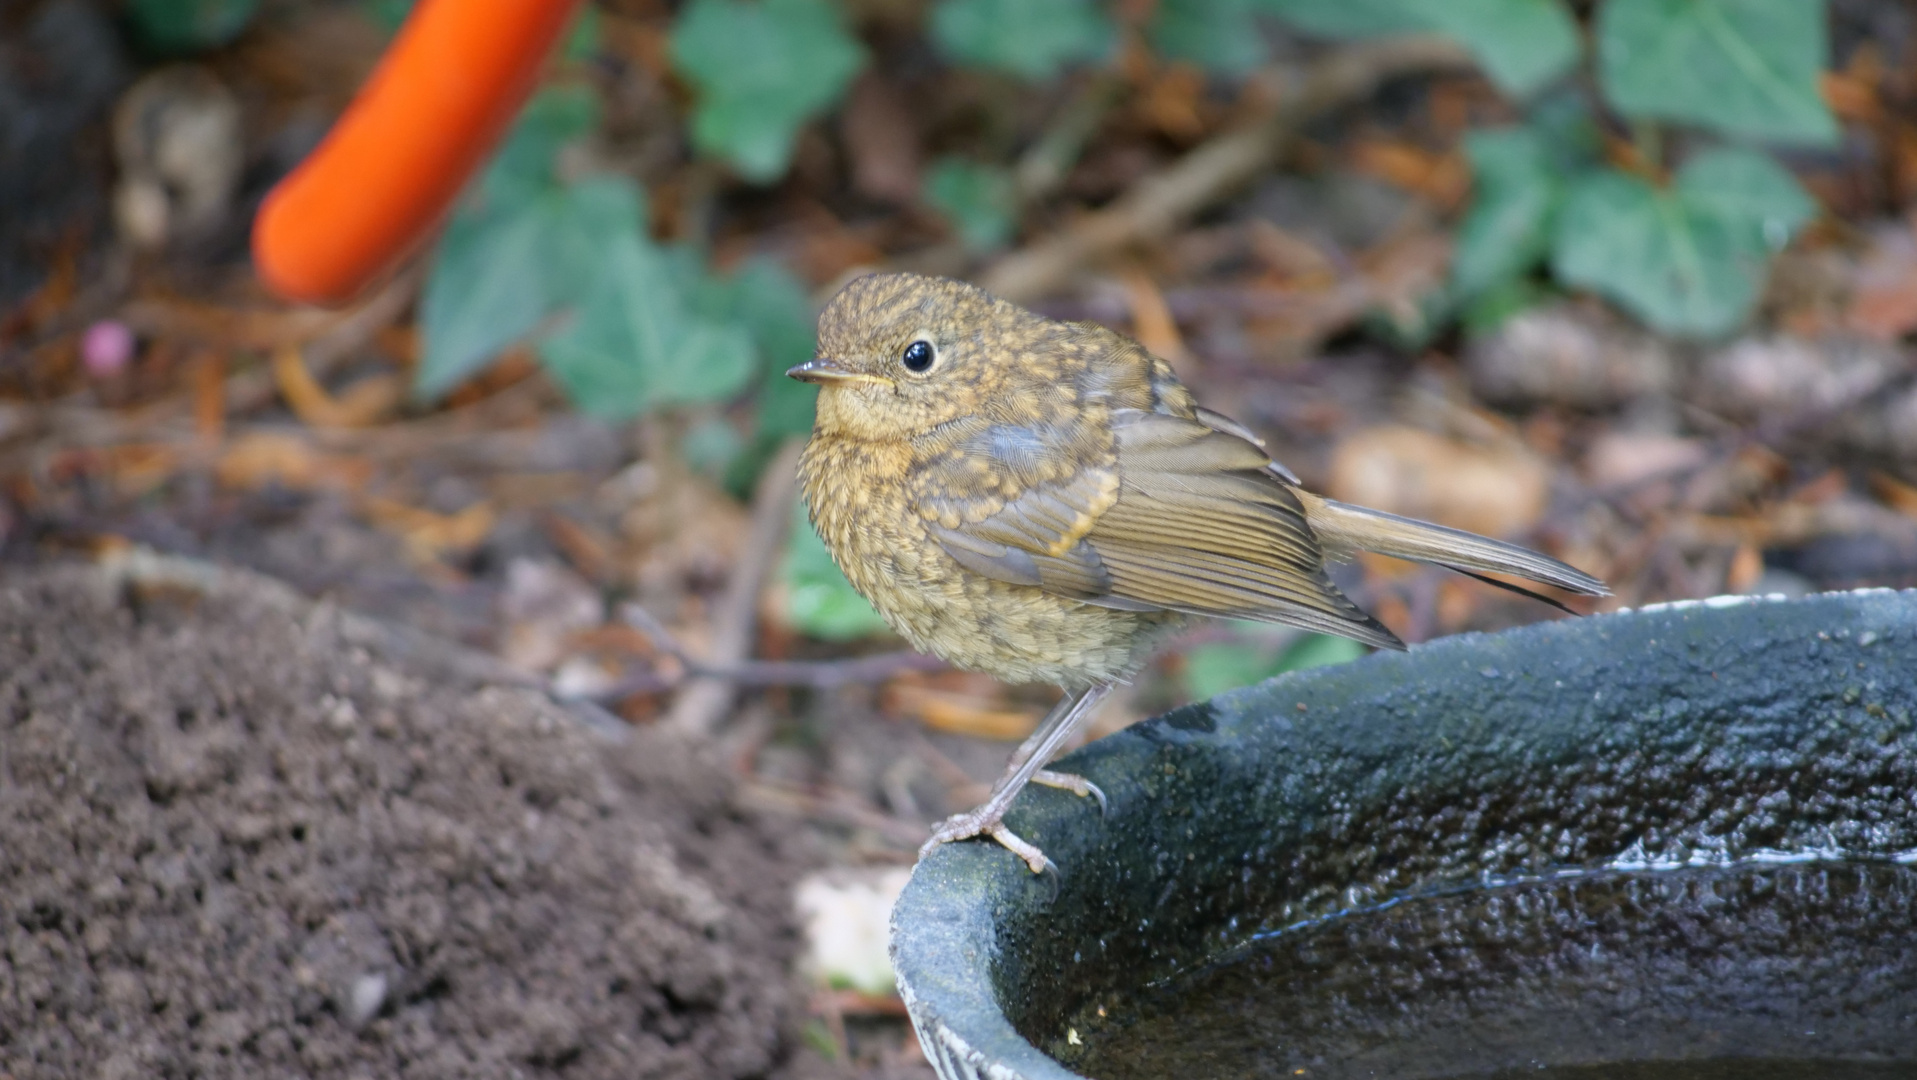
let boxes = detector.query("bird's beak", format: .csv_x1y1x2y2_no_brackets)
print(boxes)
786,358,889,387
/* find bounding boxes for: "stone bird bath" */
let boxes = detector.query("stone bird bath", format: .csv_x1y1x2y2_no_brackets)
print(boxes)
892,590,1917,1080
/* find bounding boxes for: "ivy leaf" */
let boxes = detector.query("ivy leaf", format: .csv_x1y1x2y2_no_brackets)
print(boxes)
1597,0,1837,146
697,259,821,441
1680,145,1817,246
1267,0,1574,98
417,175,645,402
1181,628,1366,701
544,177,648,301
778,505,890,641
1150,0,1268,75
1551,151,1814,337
1452,128,1560,298
480,86,598,206
126,0,260,53
924,158,1019,252
931,0,1114,80
1260,0,1423,38
416,200,557,401
1181,641,1279,703
670,0,867,182
1421,0,1579,98
538,233,756,418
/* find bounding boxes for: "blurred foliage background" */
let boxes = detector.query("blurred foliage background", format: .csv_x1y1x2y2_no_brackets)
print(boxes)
6,0,1917,1068
9,0,1917,730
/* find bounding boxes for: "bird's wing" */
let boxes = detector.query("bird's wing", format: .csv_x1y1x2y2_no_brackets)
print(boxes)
910,415,1131,602
914,408,1402,649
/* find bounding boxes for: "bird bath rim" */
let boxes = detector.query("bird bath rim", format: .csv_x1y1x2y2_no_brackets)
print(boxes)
890,588,1917,1080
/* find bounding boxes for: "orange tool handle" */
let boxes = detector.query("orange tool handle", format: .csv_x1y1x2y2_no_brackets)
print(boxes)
253,0,585,305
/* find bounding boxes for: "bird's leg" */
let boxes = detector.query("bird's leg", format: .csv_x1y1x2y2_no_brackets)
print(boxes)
921,684,1114,873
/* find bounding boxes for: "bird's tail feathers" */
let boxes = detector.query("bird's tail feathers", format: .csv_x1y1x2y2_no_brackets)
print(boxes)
1297,493,1609,598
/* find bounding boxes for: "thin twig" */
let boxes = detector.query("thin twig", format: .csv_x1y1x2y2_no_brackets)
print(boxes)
615,601,941,693
737,777,928,847
980,37,1474,303
665,437,805,736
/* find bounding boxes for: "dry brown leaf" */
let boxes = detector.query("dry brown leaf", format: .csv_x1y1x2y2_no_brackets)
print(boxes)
1247,220,1339,284
1725,544,1764,593
1358,229,1451,329
1821,70,1880,124
191,350,225,442
1869,471,1917,519
273,344,401,429
597,11,671,77
361,497,496,561
1435,578,1480,632
214,431,371,492
1327,425,1550,541
1351,139,1469,209
1134,63,1208,141
883,682,1038,742
119,298,334,352
1120,270,1186,362
544,513,619,583
102,444,180,498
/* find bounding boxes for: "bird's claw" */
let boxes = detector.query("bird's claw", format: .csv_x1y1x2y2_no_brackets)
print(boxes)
920,810,1055,875
1033,769,1107,818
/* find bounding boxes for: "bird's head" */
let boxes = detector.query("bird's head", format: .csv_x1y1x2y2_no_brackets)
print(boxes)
793,272,1064,441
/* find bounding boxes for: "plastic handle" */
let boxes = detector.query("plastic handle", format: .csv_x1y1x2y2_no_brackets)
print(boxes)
252,0,584,305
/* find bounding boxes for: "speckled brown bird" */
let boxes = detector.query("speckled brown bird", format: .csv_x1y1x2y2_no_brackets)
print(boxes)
791,272,1607,873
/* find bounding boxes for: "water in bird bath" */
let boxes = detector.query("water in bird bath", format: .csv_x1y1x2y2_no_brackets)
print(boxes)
1056,859,1917,1080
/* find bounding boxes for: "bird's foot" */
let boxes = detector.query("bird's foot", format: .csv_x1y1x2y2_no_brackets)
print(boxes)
920,808,1054,875
1032,769,1107,817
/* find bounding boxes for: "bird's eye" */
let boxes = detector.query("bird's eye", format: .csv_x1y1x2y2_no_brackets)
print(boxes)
901,340,935,373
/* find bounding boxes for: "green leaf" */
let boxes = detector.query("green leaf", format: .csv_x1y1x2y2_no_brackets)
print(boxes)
1421,0,1579,98
126,0,260,52
931,0,1114,80
1274,632,1366,672
538,233,757,418
480,87,599,205
1260,0,1424,38
697,259,821,440
1550,151,1813,337
1679,145,1816,248
417,175,645,401
670,0,867,182
545,176,649,301
1181,628,1366,701
361,0,412,35
1597,0,1837,146
563,4,601,61
1182,641,1280,703
1461,276,1555,335
1524,91,1605,173
779,505,890,641
1266,0,1575,98
924,158,1019,252
1452,128,1560,298
417,199,558,400
1552,170,1738,336
1150,0,1268,74
681,416,748,480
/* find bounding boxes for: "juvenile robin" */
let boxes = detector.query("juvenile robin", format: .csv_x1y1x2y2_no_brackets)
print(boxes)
790,272,1607,874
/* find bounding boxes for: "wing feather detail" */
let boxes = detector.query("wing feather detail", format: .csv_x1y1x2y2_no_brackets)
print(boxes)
916,405,1403,650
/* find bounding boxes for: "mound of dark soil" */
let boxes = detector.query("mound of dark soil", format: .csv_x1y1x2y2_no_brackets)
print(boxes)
0,557,803,1079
